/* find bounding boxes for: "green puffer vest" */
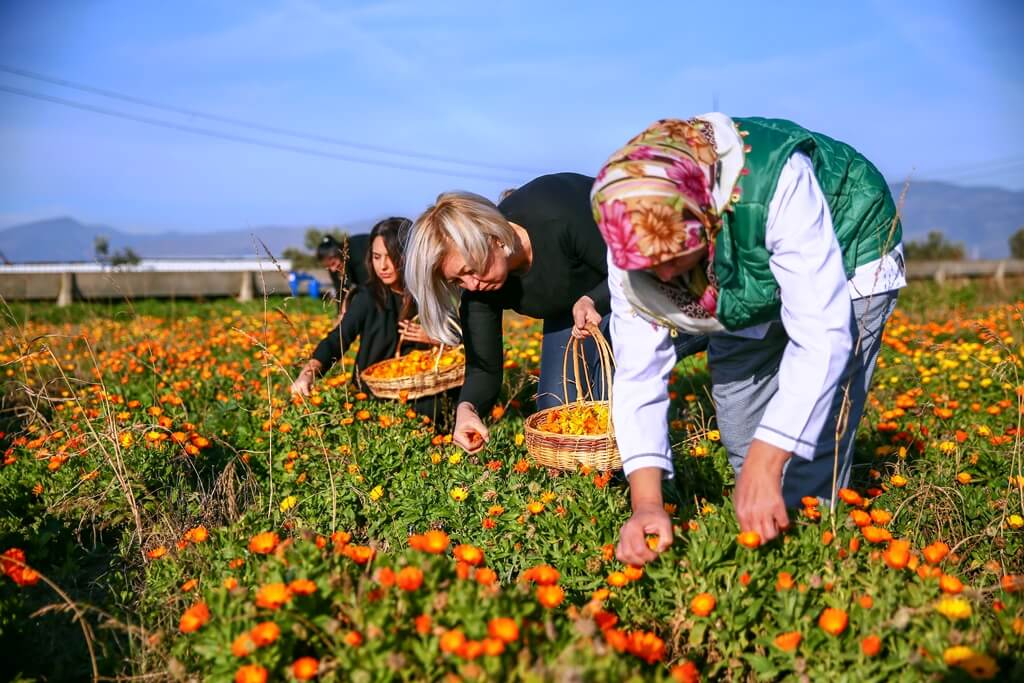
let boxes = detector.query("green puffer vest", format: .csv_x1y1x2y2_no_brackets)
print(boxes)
713,116,902,330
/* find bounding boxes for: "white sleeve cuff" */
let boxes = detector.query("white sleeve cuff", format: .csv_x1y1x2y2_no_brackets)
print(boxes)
620,453,675,479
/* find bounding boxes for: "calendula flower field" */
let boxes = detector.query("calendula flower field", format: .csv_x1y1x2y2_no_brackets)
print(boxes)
1,282,1023,682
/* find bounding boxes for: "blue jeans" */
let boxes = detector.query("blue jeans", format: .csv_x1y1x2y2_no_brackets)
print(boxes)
536,314,613,410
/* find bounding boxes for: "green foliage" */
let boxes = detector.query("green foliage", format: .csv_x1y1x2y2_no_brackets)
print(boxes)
904,231,965,261
1009,227,1024,260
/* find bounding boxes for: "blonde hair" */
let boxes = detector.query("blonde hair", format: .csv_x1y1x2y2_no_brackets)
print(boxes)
405,191,516,346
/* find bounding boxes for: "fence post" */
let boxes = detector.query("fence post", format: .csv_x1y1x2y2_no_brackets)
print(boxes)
57,272,74,307
238,271,254,302
994,260,1007,292
933,264,946,285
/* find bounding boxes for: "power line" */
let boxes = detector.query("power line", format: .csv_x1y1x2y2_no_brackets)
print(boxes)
0,84,524,184
0,64,544,177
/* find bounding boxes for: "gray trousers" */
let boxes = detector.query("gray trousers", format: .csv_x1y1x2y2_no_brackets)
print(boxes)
706,291,899,507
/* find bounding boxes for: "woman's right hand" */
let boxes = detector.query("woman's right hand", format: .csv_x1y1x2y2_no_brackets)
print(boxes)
453,402,489,453
290,361,321,397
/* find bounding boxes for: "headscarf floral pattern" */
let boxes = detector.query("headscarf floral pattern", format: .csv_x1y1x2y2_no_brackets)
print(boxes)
591,118,722,318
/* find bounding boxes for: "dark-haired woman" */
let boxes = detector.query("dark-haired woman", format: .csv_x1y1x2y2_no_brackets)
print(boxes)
292,218,447,419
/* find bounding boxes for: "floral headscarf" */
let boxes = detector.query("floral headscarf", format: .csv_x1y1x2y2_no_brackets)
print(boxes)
591,118,721,318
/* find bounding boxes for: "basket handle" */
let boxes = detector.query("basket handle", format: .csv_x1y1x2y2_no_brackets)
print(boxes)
559,324,615,432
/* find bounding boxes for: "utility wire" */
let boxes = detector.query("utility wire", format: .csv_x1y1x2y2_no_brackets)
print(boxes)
0,64,543,177
0,84,523,184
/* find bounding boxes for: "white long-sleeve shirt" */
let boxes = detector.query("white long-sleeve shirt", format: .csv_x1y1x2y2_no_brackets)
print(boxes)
610,151,905,477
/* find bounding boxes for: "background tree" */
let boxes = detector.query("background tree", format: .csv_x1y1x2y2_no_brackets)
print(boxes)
904,230,965,261
1009,227,1024,259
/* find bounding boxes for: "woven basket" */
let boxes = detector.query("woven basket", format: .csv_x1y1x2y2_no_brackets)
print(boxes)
524,324,620,471
361,342,465,400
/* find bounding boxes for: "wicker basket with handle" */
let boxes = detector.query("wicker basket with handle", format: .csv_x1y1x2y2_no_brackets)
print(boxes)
360,330,465,400
524,324,620,471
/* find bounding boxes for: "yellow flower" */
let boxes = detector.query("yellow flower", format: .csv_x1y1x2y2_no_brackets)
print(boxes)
890,474,908,487
1008,514,1024,530
448,452,462,465
430,453,442,465
706,430,720,442
279,495,298,512
944,646,975,666
369,486,383,502
956,472,973,485
450,487,469,502
119,432,134,448
514,433,525,446
540,491,556,504
935,597,972,620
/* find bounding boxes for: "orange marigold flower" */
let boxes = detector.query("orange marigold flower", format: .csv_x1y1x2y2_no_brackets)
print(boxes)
869,509,893,525
739,571,751,587
343,545,375,564
185,525,209,543
773,631,802,652
344,630,363,647
861,634,882,657
440,628,466,654
536,584,565,608
861,526,892,544
457,638,486,660
626,629,666,664
332,530,352,547
858,594,874,609
838,488,864,506
883,539,911,570
800,496,819,508
250,621,281,647
482,637,506,657
234,664,268,683
604,628,629,652
594,610,618,631
223,577,238,590
623,565,644,581
180,578,198,592
690,593,716,617
818,607,848,636
146,546,167,560
1001,574,1023,593
922,541,950,565
453,544,484,566
776,572,795,591
940,574,965,594
475,567,498,586
248,531,280,554
607,571,628,587
178,601,210,633
488,617,520,643
523,564,560,586
822,531,834,546
231,632,255,658
849,509,871,527
396,566,424,591
737,531,761,548
416,530,450,554
376,567,395,588
291,657,319,681
254,582,291,610
414,614,431,635
289,578,317,595
670,660,701,683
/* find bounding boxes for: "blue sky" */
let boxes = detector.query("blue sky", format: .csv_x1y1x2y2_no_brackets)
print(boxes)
0,0,1021,234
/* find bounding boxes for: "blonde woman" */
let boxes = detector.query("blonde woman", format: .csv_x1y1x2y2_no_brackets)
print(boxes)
407,174,649,453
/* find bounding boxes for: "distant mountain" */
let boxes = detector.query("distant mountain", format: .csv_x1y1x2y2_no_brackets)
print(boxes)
0,217,378,263
889,181,1024,259
1,181,1021,262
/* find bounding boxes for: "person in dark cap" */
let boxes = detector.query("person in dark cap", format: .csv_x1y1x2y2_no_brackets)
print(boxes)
317,232,371,316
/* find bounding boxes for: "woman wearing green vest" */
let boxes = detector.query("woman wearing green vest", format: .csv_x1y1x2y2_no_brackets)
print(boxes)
592,115,905,565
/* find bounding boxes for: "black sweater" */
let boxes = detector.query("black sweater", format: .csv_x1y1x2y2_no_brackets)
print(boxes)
312,287,420,385
458,173,609,412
